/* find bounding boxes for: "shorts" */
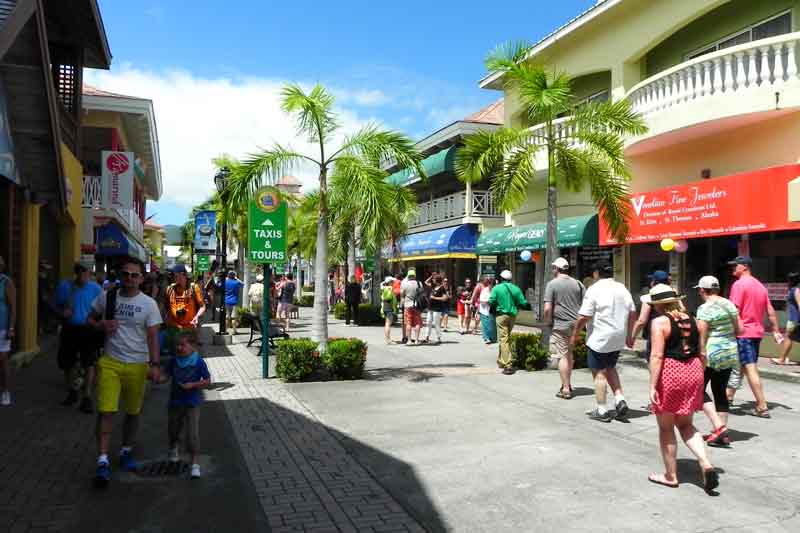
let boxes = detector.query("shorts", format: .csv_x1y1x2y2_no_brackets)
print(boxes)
548,329,572,360
57,324,100,370
0,330,10,353
168,406,200,454
456,302,465,316
96,355,149,415
737,338,761,366
404,307,423,328
587,348,620,370
384,310,395,322
277,301,291,314
786,321,796,335
225,305,239,318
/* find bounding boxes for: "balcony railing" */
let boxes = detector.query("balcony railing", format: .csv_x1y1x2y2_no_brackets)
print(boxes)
82,175,144,241
628,32,800,118
411,190,502,228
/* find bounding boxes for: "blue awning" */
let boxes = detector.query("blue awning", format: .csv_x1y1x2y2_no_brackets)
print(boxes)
96,223,147,262
386,224,478,261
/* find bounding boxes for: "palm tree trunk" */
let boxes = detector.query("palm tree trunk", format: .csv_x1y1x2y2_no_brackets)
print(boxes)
347,232,357,282
540,138,559,320
313,169,330,351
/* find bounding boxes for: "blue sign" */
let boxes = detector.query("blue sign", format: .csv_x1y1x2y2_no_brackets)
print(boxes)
96,223,147,262
194,210,217,253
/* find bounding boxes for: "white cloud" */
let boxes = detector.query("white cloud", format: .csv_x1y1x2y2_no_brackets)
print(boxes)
83,67,379,211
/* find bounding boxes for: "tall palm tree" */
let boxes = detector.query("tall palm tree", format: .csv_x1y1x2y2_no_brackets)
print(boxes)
228,84,424,350
456,41,647,312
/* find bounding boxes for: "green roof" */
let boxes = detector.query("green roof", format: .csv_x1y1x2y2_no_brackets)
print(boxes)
476,214,599,255
387,146,457,186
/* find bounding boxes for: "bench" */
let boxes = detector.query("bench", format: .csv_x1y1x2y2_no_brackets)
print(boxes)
240,312,289,348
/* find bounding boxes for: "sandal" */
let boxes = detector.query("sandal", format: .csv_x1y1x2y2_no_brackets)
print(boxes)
648,473,678,488
744,407,771,419
704,425,729,447
555,388,573,400
701,467,719,493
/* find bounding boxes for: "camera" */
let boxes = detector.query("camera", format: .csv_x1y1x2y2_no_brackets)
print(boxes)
176,308,187,318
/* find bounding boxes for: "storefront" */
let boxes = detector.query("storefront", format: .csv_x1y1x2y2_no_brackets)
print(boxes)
602,164,800,313
476,214,603,320
95,222,148,270
386,224,478,286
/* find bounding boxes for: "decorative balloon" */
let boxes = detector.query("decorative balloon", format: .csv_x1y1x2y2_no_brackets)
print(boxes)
674,240,689,253
660,238,675,252
520,250,532,262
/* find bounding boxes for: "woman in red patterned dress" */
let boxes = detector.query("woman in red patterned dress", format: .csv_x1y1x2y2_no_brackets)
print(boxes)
645,284,719,493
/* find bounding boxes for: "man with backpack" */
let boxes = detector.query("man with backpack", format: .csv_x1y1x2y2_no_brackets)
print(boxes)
164,265,206,352
400,269,425,345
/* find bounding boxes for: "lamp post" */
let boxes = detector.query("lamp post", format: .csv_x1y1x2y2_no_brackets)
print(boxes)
214,167,230,336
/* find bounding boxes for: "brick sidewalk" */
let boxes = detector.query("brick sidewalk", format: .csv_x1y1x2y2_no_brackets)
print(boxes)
204,328,426,533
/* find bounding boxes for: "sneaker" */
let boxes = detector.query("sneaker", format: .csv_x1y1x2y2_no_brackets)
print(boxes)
79,398,94,414
190,464,201,479
168,447,180,463
502,367,516,375
61,389,78,406
0,391,10,406
588,408,613,423
95,461,111,488
615,400,629,418
119,450,139,472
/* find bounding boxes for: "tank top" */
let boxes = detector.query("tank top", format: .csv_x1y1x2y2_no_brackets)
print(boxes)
664,313,700,360
0,274,9,331
787,287,799,323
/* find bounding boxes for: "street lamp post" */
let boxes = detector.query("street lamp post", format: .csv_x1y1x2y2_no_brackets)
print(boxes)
214,167,230,336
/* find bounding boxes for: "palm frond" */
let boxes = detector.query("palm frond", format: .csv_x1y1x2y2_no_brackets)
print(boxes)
281,84,338,147
332,125,424,178
572,129,629,179
485,40,532,74
571,98,648,137
455,127,530,184
511,66,572,126
225,146,307,208
489,139,541,213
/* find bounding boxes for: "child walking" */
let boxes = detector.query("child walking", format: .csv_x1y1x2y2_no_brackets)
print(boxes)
164,330,210,479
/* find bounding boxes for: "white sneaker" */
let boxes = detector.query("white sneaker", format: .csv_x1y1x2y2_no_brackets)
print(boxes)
168,447,179,463
190,463,201,479
0,391,10,406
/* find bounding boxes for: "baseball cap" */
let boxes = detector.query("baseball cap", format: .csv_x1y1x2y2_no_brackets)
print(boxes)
171,264,188,274
694,275,720,290
407,269,416,277
500,269,512,280
256,274,264,282
648,270,669,283
552,257,569,270
727,255,753,267
383,276,395,285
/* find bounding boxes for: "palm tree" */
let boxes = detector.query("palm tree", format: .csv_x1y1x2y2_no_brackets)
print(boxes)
456,41,647,312
228,84,424,350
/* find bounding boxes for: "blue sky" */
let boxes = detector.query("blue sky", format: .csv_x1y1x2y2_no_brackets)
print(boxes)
92,0,598,226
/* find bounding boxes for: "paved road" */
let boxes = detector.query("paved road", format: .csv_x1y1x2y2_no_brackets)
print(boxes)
287,310,800,532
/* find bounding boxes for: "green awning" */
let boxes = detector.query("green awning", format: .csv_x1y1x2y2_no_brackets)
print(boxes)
387,146,457,186
476,214,599,254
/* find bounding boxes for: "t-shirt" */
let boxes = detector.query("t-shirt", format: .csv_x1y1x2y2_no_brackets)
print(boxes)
787,287,799,323
280,281,296,304
400,279,422,308
544,275,585,331
248,282,264,311
696,297,740,370
729,275,769,339
578,278,635,353
165,283,204,328
55,280,102,326
429,286,448,313
92,291,163,363
224,278,244,306
167,355,211,407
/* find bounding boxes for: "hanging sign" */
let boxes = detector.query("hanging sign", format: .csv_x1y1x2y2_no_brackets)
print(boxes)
101,151,134,210
194,210,218,253
248,187,288,264
196,255,211,272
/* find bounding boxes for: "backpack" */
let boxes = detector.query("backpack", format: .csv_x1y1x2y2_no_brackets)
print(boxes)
413,281,429,310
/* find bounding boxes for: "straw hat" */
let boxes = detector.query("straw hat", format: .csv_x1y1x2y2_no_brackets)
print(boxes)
640,283,685,305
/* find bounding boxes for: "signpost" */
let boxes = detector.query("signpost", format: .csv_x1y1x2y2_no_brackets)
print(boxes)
196,255,211,273
248,187,288,378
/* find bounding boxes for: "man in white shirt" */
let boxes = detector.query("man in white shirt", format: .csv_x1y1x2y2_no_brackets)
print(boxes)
88,259,163,487
571,261,637,422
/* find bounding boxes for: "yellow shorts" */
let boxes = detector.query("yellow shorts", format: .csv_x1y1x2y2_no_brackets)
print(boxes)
96,355,148,415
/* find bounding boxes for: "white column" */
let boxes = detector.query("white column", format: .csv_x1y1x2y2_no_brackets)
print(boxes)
735,52,747,89
723,55,734,91
787,40,798,79
773,43,787,83
713,57,724,94
747,49,758,87
759,46,772,85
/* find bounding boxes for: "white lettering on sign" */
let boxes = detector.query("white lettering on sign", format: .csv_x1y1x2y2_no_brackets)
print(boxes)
253,229,283,239
250,250,286,261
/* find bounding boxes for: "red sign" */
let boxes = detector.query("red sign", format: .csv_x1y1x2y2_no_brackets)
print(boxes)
601,164,800,245
106,152,130,175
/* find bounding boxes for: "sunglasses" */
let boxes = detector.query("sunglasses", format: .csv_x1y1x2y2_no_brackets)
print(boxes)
120,271,142,279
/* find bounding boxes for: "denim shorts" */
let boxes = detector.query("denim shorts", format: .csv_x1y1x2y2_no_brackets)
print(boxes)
737,338,761,366
587,348,620,370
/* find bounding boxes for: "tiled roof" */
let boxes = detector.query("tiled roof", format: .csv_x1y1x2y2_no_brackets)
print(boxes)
144,221,164,230
463,99,504,125
83,84,147,100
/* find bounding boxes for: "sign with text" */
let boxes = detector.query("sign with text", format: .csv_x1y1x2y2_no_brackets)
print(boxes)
196,255,211,272
101,151,134,210
248,187,288,264
601,165,800,245
194,210,217,253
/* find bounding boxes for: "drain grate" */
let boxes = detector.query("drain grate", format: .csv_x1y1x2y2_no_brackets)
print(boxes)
134,460,190,477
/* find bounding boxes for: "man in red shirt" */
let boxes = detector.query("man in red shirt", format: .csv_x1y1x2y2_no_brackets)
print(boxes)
726,256,781,418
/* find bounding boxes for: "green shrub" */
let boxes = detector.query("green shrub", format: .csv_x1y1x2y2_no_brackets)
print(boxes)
333,301,347,319
572,331,588,369
275,338,320,381
323,338,367,380
356,304,382,325
510,332,549,371
295,294,314,307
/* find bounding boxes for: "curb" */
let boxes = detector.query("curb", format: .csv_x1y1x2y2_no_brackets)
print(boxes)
619,349,800,385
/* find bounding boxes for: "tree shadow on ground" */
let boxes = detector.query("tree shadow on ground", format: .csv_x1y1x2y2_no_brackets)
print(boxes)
365,363,479,383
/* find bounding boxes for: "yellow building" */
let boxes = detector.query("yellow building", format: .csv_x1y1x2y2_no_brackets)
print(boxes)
482,0,800,314
0,0,110,361
144,221,167,270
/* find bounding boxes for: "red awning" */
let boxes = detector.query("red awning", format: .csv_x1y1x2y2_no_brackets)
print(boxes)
601,164,800,245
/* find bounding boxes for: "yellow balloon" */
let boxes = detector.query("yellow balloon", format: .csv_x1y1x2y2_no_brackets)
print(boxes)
660,238,675,252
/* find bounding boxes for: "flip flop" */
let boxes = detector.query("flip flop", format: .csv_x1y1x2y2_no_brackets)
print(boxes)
701,468,719,493
771,359,789,365
648,473,678,488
